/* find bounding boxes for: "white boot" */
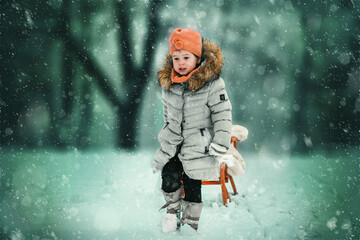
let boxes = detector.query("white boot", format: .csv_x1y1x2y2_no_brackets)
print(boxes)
160,188,182,233
162,213,178,233
180,200,203,231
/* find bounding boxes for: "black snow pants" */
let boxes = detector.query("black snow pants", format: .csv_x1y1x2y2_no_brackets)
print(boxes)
161,155,202,203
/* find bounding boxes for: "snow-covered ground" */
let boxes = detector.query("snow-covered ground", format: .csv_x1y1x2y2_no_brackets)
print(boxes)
0,148,359,239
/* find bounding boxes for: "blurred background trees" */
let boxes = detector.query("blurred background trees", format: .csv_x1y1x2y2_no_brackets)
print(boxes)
1,0,359,155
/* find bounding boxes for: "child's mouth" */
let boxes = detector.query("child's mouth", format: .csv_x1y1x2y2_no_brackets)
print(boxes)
179,68,186,72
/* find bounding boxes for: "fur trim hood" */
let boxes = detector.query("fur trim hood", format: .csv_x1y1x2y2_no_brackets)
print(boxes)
158,40,223,91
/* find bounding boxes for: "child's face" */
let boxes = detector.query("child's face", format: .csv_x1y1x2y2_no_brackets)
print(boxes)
172,50,200,75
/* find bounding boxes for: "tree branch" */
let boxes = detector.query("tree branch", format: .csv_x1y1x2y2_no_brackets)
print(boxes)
54,0,123,109
65,33,123,107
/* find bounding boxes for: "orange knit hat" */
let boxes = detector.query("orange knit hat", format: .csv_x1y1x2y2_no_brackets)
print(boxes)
169,28,202,58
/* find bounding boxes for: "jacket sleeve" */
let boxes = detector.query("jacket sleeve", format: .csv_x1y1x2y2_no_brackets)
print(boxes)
153,89,182,171
153,90,171,171
207,78,232,156
162,89,168,124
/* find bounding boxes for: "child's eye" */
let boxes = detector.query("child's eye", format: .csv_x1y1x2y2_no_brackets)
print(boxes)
184,57,189,60
173,58,179,61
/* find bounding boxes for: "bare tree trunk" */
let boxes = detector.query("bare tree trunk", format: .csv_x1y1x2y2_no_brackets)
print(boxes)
77,78,93,148
114,0,161,149
62,49,74,119
0,69,19,147
117,99,141,148
290,1,314,154
75,1,97,149
292,50,311,153
46,82,64,147
51,0,75,148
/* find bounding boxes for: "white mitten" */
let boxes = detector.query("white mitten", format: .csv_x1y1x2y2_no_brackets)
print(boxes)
217,154,236,168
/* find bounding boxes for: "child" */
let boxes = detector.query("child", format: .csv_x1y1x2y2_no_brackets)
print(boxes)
153,28,232,232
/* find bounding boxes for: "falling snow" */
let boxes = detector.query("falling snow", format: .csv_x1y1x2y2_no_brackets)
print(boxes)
1,0,360,239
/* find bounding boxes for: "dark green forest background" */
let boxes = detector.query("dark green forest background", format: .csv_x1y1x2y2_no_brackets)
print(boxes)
1,0,359,155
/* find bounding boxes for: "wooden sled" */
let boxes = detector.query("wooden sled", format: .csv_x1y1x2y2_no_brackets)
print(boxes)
182,136,239,206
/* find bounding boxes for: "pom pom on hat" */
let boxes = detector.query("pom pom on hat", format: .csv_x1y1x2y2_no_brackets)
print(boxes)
169,28,202,58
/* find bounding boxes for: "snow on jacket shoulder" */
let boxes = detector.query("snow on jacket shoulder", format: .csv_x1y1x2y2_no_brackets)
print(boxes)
154,40,232,180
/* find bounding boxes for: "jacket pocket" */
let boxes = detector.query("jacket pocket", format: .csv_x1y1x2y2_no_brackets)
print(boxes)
200,128,211,153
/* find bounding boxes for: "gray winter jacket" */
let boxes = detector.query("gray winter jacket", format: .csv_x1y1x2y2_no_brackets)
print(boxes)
153,41,232,180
